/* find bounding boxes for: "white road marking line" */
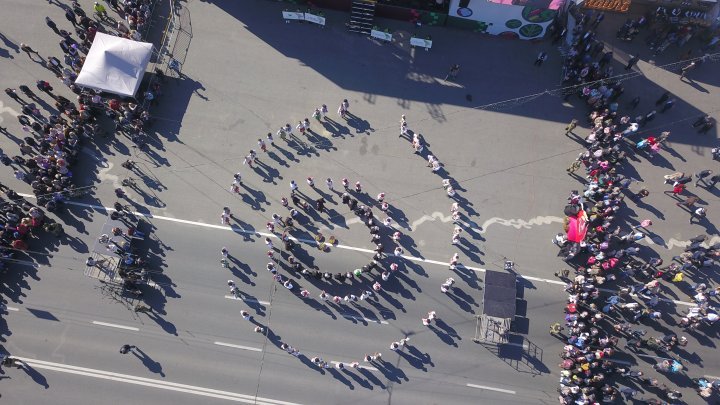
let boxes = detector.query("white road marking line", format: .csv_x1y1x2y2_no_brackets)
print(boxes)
3,305,19,311
330,361,378,371
520,275,565,285
213,342,263,352
14,357,302,405
23,196,698,309
341,314,389,324
224,295,270,306
91,321,139,331
466,383,517,395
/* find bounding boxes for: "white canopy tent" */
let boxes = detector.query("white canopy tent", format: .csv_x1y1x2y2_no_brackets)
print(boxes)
75,33,153,97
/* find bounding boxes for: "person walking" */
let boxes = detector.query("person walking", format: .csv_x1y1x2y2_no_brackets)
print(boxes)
565,119,578,135
534,51,547,66
290,180,298,194
338,103,347,119
655,92,670,106
706,174,720,189
325,178,334,191
258,139,267,153
695,170,713,187
660,98,675,113
296,121,306,137
302,118,311,133
680,61,696,79
625,54,639,70
690,207,707,224
19,43,40,59
119,344,136,354
676,195,699,209
320,104,328,119
45,16,60,35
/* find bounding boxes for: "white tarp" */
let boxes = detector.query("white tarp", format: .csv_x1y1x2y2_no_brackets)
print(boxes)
75,33,153,97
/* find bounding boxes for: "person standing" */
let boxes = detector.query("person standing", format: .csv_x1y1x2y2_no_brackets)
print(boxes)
680,61,696,79
534,51,547,66
325,178,334,191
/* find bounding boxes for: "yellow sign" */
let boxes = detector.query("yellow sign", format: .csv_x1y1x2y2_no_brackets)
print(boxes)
583,0,631,13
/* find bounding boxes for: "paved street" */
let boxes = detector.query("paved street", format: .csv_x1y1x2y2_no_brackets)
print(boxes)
1,0,719,404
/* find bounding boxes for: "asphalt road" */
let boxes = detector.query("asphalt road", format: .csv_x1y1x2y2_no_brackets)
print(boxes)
1,0,719,404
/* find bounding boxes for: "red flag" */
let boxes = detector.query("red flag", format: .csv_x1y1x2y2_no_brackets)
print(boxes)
566,210,588,243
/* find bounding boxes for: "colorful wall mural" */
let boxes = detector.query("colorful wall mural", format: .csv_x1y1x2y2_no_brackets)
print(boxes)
448,0,560,39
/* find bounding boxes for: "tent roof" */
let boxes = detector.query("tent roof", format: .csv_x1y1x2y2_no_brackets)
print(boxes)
75,33,153,97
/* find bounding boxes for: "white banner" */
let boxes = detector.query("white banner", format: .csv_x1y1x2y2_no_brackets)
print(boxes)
304,13,326,26
410,37,433,48
370,30,393,41
282,11,304,20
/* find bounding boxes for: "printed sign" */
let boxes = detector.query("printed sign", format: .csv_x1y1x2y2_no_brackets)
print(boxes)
583,0,631,13
370,30,393,41
410,37,433,48
282,11,304,20
304,13,326,25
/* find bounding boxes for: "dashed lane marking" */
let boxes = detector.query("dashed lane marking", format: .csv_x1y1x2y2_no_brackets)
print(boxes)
91,321,140,331
14,357,304,405
21,196,699,309
466,383,517,395
224,295,271,306
213,341,263,352
341,314,389,325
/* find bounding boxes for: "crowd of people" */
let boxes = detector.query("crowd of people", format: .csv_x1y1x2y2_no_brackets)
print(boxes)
1,3,161,281
553,10,718,403
216,102,476,373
